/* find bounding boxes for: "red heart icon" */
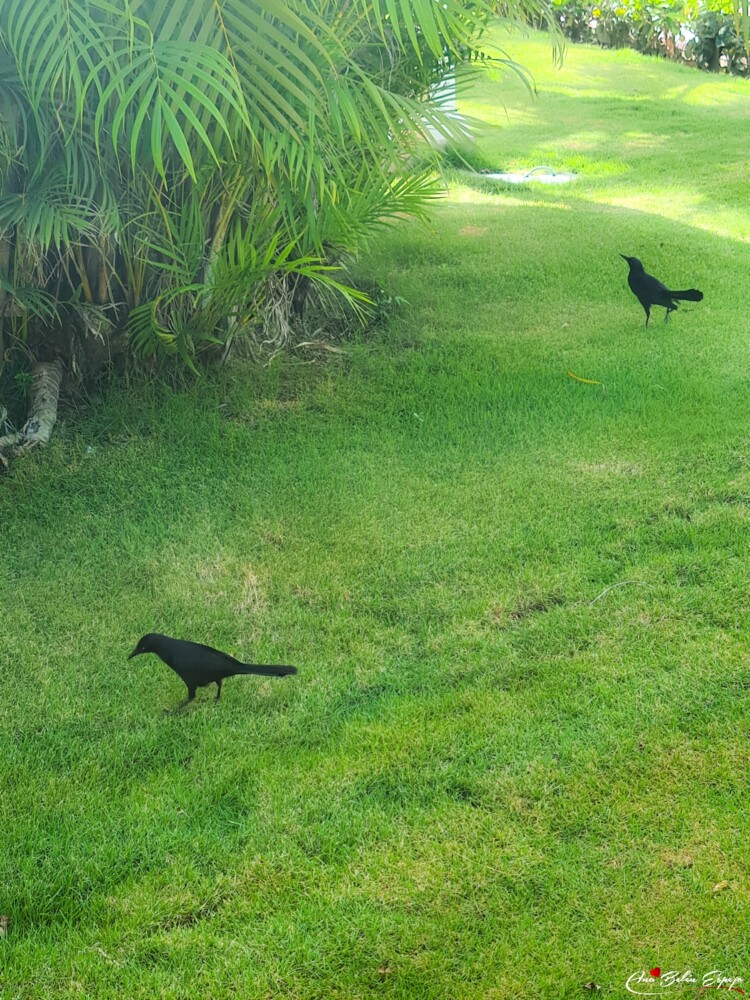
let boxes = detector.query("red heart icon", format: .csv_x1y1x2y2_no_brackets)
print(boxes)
649,968,661,978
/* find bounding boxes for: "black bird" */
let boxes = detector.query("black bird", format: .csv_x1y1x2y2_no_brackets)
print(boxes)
620,255,703,326
128,633,297,711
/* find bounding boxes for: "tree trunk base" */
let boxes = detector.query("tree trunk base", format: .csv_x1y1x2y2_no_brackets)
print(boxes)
0,360,64,465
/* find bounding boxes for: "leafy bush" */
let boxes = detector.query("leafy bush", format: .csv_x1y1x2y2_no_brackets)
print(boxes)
0,0,560,384
549,0,749,74
591,2,636,48
682,8,749,70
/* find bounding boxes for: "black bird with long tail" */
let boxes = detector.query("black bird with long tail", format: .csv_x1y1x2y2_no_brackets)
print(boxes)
128,633,297,712
620,254,703,326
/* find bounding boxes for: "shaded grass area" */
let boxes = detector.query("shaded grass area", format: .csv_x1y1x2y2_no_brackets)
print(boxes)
3,33,750,999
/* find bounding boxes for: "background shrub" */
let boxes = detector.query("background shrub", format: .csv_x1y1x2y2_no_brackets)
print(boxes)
549,0,749,74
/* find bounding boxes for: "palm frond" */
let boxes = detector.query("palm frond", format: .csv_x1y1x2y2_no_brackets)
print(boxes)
0,275,61,324
0,175,100,252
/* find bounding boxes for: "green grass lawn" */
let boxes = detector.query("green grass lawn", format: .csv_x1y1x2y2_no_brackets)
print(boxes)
3,31,750,999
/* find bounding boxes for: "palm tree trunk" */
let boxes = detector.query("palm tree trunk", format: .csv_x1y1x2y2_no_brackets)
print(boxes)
0,360,64,463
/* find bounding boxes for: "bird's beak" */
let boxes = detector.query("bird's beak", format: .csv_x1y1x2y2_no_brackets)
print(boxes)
127,647,139,660
619,254,628,261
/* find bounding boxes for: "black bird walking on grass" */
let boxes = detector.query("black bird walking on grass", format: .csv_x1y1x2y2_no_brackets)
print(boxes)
128,633,297,712
620,255,703,326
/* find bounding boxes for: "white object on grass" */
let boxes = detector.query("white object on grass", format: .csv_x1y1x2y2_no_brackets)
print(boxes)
480,166,577,184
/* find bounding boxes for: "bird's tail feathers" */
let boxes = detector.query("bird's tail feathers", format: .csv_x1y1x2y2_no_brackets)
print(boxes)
669,288,703,302
238,663,297,677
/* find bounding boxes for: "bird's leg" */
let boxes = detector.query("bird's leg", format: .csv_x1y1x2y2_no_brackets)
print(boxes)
644,305,650,327
214,679,222,703
164,687,196,716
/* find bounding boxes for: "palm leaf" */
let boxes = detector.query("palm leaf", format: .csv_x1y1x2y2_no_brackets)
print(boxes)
0,275,61,323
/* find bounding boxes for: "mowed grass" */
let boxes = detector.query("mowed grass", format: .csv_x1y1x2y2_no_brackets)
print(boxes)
3,32,750,999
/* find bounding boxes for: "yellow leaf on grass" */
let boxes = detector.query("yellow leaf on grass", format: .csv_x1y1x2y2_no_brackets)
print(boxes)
566,371,603,386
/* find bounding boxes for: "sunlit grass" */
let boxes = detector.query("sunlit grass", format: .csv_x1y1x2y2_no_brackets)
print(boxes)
457,30,750,240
